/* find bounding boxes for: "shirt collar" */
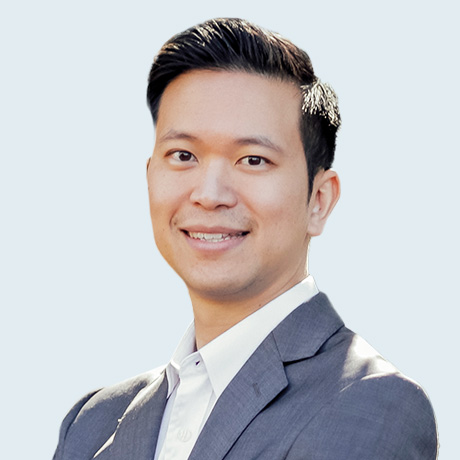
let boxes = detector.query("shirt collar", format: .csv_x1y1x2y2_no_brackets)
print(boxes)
199,275,318,398
164,275,319,399
165,323,196,397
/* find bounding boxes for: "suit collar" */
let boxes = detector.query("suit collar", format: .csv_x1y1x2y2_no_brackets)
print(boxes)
189,292,343,460
199,275,319,399
189,332,287,460
92,293,343,460
273,292,344,361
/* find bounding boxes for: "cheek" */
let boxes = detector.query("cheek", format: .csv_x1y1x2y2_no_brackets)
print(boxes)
147,177,175,259
147,169,192,245
247,174,308,218
148,167,178,207
147,170,174,228
255,180,310,248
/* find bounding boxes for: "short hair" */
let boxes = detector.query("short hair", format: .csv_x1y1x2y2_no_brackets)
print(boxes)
147,18,341,195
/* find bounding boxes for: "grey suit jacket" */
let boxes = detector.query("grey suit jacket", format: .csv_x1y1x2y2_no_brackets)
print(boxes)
53,293,438,459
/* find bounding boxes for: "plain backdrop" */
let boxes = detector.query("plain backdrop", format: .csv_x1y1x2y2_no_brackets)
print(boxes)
1,1,458,459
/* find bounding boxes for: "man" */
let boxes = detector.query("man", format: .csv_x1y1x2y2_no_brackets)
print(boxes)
54,18,438,459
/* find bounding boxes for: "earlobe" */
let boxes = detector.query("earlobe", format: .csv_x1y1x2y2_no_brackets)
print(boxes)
146,157,151,172
307,169,340,237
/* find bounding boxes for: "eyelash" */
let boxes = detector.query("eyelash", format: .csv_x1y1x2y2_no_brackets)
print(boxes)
169,150,196,162
239,156,270,166
167,151,271,167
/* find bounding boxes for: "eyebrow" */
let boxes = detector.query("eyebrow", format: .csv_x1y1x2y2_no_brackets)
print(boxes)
157,130,198,143
234,136,283,153
158,130,283,153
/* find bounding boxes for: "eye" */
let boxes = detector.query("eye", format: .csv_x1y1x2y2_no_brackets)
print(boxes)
239,156,270,166
168,150,197,163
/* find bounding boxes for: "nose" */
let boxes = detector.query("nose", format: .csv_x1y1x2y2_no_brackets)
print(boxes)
189,160,238,210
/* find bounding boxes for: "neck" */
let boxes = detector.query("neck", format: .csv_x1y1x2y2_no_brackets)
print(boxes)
191,297,262,349
190,273,307,349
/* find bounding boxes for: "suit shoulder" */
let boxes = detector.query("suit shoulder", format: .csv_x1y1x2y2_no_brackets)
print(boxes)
53,367,164,459
77,366,165,414
338,370,437,424
289,333,438,459
322,327,400,378
324,373,436,458
330,329,437,434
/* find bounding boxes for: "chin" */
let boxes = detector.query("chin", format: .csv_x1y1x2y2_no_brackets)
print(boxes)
184,273,266,306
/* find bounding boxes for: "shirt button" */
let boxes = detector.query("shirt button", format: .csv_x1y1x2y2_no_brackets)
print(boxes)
177,428,192,442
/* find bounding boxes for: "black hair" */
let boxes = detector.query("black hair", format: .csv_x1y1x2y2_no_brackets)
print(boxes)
147,18,340,195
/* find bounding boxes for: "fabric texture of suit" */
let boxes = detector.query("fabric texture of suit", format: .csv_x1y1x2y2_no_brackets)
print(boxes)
53,293,438,459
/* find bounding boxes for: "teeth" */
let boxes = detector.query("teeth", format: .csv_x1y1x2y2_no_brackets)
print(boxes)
188,232,244,242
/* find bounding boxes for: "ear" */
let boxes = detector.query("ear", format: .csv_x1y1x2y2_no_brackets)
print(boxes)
307,169,340,237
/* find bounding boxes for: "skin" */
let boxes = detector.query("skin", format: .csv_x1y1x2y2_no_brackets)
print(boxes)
147,70,340,348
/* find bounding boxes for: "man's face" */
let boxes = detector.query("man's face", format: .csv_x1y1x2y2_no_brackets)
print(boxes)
147,70,315,307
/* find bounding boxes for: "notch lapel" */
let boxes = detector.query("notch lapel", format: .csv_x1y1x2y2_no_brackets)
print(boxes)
94,372,168,460
189,293,344,460
189,334,288,460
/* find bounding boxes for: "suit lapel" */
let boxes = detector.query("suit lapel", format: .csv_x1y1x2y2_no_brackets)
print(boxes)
93,294,343,460
190,292,343,460
94,372,168,460
189,333,288,460
272,292,344,362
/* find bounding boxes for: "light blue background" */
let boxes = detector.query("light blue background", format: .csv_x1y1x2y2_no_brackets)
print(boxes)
1,1,457,458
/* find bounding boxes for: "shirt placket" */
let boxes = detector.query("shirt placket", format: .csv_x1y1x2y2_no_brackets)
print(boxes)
160,353,212,460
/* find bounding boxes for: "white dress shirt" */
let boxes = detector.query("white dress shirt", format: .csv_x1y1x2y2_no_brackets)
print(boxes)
154,276,319,460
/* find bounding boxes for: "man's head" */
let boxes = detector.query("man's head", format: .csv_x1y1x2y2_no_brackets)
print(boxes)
146,19,341,309
147,18,340,195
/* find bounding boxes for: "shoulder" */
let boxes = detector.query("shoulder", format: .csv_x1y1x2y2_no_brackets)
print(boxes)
71,366,164,422
288,330,438,459
53,367,165,460
292,373,437,459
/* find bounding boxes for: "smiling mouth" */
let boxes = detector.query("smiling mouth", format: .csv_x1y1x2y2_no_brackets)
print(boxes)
185,231,249,242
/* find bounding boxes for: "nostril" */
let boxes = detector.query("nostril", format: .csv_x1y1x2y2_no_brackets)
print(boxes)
189,177,238,209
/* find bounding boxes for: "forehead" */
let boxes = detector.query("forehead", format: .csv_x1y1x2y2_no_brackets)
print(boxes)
155,70,303,151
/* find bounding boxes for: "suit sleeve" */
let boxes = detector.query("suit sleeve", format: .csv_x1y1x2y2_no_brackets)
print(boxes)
52,390,101,460
286,374,438,460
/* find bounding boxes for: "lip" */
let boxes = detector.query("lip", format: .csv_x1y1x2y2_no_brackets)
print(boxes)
182,225,249,234
181,226,249,251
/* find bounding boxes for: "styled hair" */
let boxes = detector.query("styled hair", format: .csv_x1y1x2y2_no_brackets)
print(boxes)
147,18,340,195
